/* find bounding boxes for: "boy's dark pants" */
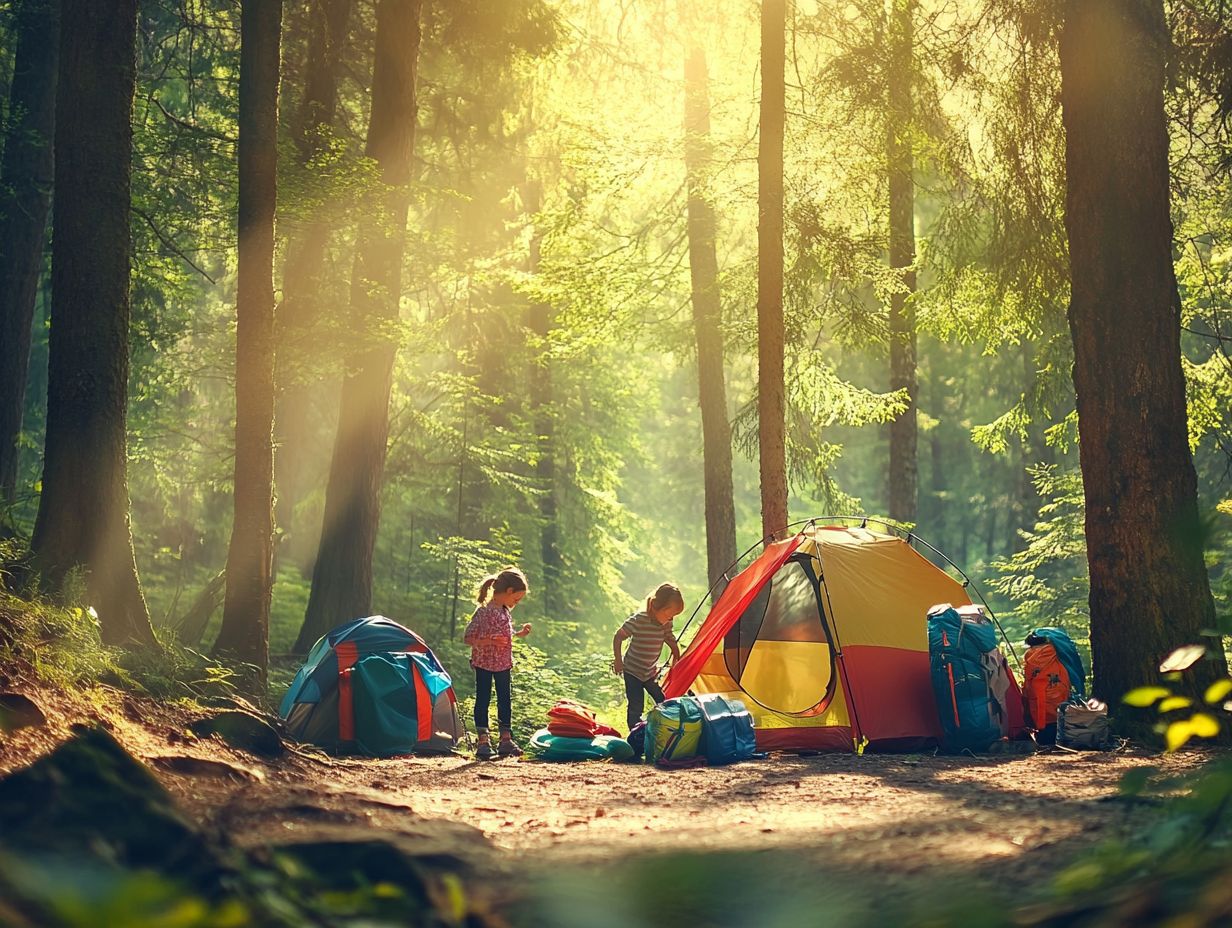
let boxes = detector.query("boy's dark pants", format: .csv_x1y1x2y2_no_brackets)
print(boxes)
624,671,665,731
474,668,512,733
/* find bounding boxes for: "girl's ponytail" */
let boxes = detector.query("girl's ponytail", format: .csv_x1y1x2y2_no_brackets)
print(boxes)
476,566,528,604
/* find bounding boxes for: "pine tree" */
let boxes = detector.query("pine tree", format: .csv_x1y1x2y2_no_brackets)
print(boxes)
214,0,283,680
296,0,423,652
758,0,788,540
31,0,155,647
0,0,58,506
1060,0,1228,705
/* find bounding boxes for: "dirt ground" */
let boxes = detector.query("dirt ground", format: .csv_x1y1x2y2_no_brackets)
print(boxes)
0,683,1217,920
302,746,1202,876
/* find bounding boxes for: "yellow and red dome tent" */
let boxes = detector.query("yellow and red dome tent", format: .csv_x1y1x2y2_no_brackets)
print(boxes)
662,521,1019,752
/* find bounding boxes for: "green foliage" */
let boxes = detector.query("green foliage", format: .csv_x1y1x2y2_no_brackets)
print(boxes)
442,638,622,744
0,853,248,928
988,465,1089,647
1122,642,1232,752
0,586,245,704
5,0,1232,731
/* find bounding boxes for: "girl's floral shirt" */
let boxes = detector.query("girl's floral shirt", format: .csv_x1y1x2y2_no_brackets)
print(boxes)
463,603,514,671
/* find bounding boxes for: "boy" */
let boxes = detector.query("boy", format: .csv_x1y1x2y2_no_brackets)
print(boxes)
613,583,684,732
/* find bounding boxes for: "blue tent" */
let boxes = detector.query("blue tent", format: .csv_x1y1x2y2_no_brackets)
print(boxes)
280,616,462,755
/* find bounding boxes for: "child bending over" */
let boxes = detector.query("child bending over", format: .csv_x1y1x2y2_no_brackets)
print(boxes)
613,583,684,732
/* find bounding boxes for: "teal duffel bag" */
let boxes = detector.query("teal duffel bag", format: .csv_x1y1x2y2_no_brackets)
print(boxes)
526,729,635,762
697,694,756,764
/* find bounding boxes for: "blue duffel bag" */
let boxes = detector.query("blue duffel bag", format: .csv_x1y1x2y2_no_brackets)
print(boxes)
697,694,756,764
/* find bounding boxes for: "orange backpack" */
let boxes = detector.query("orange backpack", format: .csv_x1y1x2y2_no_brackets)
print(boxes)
1022,644,1072,731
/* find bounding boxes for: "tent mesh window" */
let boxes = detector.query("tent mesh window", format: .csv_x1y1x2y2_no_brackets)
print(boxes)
723,555,837,715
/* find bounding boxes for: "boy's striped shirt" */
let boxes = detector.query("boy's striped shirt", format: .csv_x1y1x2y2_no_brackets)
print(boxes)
617,611,677,682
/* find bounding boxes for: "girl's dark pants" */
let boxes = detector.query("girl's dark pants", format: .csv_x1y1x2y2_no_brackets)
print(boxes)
474,668,512,733
624,671,665,730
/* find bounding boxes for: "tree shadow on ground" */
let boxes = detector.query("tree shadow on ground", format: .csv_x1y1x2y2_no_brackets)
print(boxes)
508,748,1228,928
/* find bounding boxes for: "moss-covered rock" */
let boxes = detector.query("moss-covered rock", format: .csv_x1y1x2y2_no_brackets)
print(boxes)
0,725,500,926
0,693,44,732
0,725,223,882
190,710,285,758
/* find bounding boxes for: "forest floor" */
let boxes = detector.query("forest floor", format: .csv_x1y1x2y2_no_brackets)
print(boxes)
1,678,1218,926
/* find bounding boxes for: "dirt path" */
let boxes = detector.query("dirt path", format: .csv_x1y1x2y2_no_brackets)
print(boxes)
1,685,1216,923
196,743,1205,894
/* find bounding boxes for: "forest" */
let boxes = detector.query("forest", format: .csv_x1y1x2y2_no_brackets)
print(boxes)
2,0,1232,925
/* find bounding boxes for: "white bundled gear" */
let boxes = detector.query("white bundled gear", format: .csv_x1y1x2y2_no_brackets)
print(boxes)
1056,696,1113,750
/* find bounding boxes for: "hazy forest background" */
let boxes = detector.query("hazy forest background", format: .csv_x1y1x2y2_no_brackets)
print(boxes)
2,0,1232,731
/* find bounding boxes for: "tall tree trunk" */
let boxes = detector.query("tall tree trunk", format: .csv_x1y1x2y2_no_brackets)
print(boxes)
684,45,737,600
886,0,917,524
214,0,282,680
524,179,560,614
295,0,422,653
1015,341,1049,552
758,0,788,542
274,0,354,572
30,0,154,647
1060,0,1227,705
0,0,58,507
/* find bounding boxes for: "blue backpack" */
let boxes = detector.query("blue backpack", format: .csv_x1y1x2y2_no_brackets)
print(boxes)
697,694,756,765
927,604,1001,752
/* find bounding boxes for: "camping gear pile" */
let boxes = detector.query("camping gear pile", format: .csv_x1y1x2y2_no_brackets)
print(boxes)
279,616,462,757
1021,626,1112,749
926,603,1026,752
276,531,1108,762
644,694,757,767
663,524,998,752
525,700,635,762
1022,626,1087,743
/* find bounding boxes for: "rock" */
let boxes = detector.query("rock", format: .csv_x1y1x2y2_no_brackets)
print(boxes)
266,826,492,924
274,836,432,901
0,728,497,927
151,754,264,782
190,710,285,758
0,725,223,884
0,694,45,733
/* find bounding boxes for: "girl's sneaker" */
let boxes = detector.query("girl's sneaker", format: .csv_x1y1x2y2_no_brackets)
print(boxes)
497,738,522,757
476,741,494,760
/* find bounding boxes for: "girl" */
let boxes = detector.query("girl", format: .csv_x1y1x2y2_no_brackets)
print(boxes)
464,566,532,759
613,583,684,732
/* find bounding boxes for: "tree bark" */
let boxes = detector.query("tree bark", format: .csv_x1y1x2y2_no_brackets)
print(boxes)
0,0,58,506
295,0,422,653
214,0,282,680
758,0,788,542
1015,340,1050,552
274,0,355,572
30,0,154,647
886,0,917,524
524,179,560,614
1060,0,1227,705
684,45,737,600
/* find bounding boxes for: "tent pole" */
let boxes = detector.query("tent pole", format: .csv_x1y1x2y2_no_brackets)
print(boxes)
815,560,866,752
